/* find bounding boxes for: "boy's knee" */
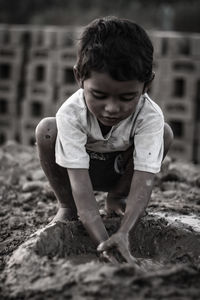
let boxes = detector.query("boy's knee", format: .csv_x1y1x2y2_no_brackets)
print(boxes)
164,123,174,144
163,123,174,157
35,117,57,146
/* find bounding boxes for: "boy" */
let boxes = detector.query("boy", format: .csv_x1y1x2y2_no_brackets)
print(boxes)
35,16,173,264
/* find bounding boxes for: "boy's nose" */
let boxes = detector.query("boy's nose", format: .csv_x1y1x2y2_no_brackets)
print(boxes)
104,99,120,114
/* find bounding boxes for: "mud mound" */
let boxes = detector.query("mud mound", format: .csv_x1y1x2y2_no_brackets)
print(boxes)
1,141,200,299
3,214,200,299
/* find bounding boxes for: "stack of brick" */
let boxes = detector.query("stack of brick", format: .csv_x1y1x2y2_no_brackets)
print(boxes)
54,26,81,109
0,25,24,144
149,31,200,162
20,26,58,145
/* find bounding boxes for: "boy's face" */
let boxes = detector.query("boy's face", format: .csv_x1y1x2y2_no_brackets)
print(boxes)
82,71,146,127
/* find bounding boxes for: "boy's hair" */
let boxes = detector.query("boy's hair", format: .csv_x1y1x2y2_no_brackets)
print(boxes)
76,16,154,83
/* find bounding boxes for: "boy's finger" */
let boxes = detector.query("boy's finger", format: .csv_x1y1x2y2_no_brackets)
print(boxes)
126,254,140,265
97,241,106,252
99,209,107,216
97,239,114,252
118,244,138,264
115,208,125,216
102,251,119,265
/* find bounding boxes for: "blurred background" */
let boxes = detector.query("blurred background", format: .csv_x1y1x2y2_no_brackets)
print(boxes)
0,0,200,163
0,0,200,32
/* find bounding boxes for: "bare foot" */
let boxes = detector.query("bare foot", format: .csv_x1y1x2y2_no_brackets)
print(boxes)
105,196,126,217
50,207,78,224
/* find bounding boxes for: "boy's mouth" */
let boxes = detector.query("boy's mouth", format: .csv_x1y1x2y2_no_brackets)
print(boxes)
100,116,121,125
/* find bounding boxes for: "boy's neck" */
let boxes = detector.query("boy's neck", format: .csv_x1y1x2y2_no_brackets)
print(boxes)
98,121,112,136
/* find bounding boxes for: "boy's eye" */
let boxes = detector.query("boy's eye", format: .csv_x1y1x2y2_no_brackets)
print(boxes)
91,91,107,99
120,95,137,102
91,90,138,101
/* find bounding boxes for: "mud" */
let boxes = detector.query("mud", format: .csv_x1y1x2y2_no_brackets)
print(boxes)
1,141,200,299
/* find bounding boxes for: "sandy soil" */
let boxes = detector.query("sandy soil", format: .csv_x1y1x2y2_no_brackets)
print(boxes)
0,141,200,299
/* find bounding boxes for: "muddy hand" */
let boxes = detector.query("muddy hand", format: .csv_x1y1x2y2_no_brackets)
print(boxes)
97,232,138,265
100,250,119,265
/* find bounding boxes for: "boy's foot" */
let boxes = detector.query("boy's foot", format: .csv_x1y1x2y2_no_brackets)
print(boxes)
104,196,126,217
50,207,78,224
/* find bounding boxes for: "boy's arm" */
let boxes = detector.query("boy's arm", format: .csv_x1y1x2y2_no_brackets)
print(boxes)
119,170,155,233
67,168,109,246
98,170,155,262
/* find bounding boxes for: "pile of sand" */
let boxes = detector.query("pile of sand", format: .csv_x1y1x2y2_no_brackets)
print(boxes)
0,141,200,299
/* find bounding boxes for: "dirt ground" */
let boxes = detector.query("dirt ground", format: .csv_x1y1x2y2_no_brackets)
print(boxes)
1,141,200,300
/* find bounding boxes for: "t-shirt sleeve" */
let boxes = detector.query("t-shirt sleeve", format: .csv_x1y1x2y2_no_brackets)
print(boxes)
133,113,164,174
55,112,89,169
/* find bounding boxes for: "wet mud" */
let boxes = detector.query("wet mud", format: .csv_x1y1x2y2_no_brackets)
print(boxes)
1,141,200,299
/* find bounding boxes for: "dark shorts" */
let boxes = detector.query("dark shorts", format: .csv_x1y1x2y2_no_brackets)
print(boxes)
88,150,125,191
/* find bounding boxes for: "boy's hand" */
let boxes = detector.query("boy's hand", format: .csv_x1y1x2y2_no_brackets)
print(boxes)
105,196,125,217
97,232,138,265
100,250,119,265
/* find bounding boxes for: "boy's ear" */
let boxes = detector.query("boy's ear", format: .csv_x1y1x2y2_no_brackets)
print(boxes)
73,65,83,88
143,72,155,93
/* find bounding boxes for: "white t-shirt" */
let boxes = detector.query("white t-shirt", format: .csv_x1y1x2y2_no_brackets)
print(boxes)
55,89,164,173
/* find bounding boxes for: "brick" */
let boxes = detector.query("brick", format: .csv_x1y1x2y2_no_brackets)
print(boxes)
0,124,16,144
0,93,17,116
56,66,76,86
0,104,18,144
28,47,56,60
191,34,200,57
0,25,30,46
55,48,77,86
169,139,193,161
56,48,76,63
149,31,166,57
163,100,194,121
0,92,18,145
159,74,197,104
0,47,23,83
20,118,38,146
197,124,200,164
0,82,18,99
153,31,191,57
8,26,29,46
22,96,55,120
0,46,23,62
151,58,200,121
28,26,57,48
26,58,56,84
0,25,9,45
25,84,54,101
152,31,200,58
56,85,77,108
167,118,195,142
167,34,191,57
154,57,199,77
192,122,200,164
55,27,82,48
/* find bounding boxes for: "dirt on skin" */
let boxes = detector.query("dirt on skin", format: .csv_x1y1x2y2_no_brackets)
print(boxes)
1,141,200,300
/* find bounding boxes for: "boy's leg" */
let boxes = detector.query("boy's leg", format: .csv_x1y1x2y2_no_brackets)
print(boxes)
106,122,174,215
105,146,133,216
35,117,77,222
